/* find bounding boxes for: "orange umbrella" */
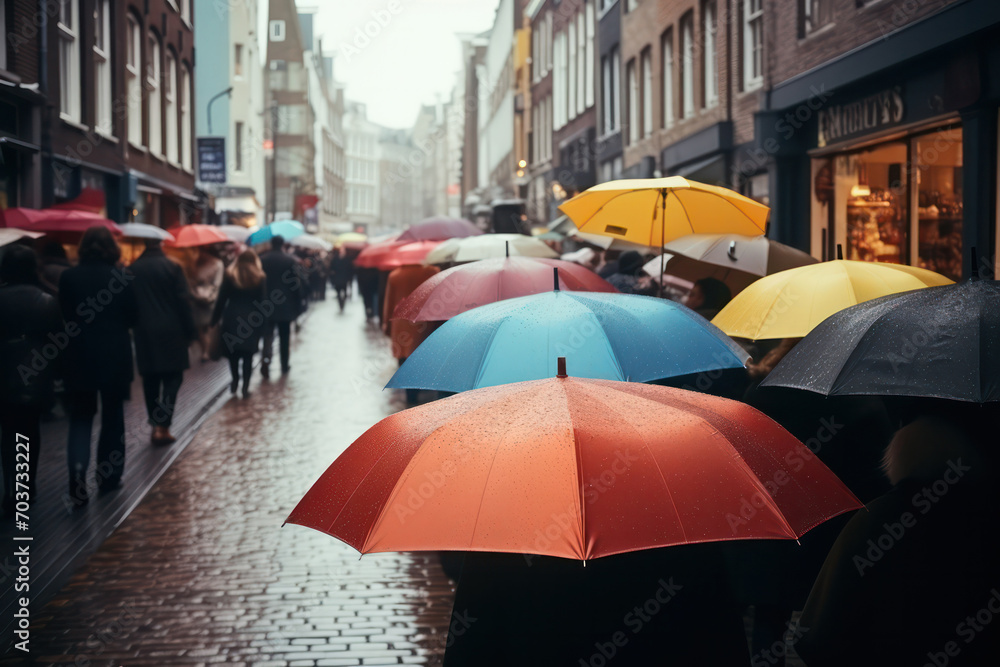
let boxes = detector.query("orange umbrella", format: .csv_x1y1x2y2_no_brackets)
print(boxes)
165,224,229,248
286,367,860,561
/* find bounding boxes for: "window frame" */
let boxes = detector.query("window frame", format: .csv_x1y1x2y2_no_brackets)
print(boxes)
661,29,674,129
147,30,163,156
680,13,695,119
640,47,652,138
93,0,113,135
58,0,81,122
626,58,638,145
743,0,764,91
703,0,718,108
126,14,142,147
164,50,178,163
181,63,192,170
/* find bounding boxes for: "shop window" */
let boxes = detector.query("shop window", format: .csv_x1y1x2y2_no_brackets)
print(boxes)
801,0,832,38
915,128,963,280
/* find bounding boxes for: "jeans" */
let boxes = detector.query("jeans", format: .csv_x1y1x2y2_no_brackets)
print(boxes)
262,320,292,371
141,372,183,427
66,387,127,488
228,354,254,391
1,403,41,512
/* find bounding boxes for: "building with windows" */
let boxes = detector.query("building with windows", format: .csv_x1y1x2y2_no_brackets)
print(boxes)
526,0,554,222
596,0,624,186
379,127,416,232
196,0,266,226
344,101,381,234
304,46,346,240
34,0,198,225
265,0,315,222
478,0,522,199
458,31,489,216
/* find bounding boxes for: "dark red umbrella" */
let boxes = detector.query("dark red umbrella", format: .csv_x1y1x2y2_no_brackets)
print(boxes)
374,240,442,271
0,207,121,235
393,256,618,322
395,216,482,242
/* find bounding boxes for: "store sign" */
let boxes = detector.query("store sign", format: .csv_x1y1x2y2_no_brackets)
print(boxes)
817,87,905,148
197,137,227,184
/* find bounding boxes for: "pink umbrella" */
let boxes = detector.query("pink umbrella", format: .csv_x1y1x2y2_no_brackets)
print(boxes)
0,208,121,235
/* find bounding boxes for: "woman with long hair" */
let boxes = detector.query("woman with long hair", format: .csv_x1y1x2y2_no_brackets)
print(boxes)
211,249,268,398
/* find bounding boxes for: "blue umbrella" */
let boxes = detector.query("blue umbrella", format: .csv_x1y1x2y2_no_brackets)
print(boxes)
247,220,305,246
386,291,748,392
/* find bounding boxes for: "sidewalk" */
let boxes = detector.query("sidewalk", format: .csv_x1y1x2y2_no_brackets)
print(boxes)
0,347,233,647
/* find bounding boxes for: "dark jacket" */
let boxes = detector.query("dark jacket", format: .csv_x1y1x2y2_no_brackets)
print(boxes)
130,247,197,375
58,262,138,391
0,283,63,405
444,545,749,667
259,249,304,322
39,257,71,296
211,274,269,357
329,253,354,288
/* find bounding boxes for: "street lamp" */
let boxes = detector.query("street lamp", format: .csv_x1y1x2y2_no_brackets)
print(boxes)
206,86,234,135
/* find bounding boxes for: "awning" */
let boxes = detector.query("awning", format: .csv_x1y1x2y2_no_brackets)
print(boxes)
215,195,259,214
0,136,40,152
670,155,727,185
136,184,164,195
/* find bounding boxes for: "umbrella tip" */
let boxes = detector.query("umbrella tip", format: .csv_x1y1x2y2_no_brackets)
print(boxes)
557,357,567,378
553,266,560,291
506,240,510,258
836,244,844,260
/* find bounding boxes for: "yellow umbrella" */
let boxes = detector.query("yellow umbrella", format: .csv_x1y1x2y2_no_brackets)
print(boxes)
711,260,954,340
558,176,770,248
337,232,368,244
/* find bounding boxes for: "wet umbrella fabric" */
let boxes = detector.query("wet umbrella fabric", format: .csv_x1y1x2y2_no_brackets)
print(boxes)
392,257,617,322
285,377,861,561
217,225,258,244
395,216,482,242
117,223,175,241
1,208,121,235
164,224,229,248
762,280,1000,403
370,240,442,271
246,220,305,246
387,291,748,391
423,233,558,264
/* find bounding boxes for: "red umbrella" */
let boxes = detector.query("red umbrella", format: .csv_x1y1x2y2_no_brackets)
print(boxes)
396,216,482,242
286,373,861,561
375,240,442,271
0,207,121,235
393,256,618,322
353,236,401,268
165,224,229,248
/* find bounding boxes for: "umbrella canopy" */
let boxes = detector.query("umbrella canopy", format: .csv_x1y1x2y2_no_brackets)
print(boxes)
387,290,748,391
247,220,306,246
368,240,442,271
288,233,333,252
286,375,861,561
762,280,1000,403
336,232,368,249
165,224,229,248
558,177,770,248
354,238,403,268
569,229,654,253
217,225,258,244
396,216,482,242
0,228,45,247
711,260,954,340
117,223,175,242
424,233,559,264
0,207,120,235
393,257,617,322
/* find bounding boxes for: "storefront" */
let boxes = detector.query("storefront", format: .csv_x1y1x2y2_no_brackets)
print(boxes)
761,3,1000,280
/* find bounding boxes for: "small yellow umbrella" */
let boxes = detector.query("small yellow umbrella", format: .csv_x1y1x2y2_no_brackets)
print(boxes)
558,176,770,248
711,260,954,340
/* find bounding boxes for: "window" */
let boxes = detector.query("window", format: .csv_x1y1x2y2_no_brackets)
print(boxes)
181,0,190,23
165,52,178,162
576,10,585,115
532,27,539,82
181,65,191,169
626,59,637,144
743,0,764,90
626,0,638,11
234,43,244,77
681,14,695,119
235,121,244,171
554,31,567,129
0,0,7,71
270,20,286,42
147,32,162,155
703,1,718,108
126,15,142,146
640,48,652,138
801,0,832,37
93,0,112,133
585,2,595,108
601,53,618,134
568,21,577,123
58,0,80,121
661,30,674,128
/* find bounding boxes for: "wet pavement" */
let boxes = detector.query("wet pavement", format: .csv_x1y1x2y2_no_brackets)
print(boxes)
13,297,456,665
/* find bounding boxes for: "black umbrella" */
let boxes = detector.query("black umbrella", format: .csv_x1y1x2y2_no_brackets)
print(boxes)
762,279,1000,403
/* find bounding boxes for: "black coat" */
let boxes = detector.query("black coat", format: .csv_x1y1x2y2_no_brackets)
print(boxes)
58,261,138,392
259,249,304,322
211,275,269,357
329,254,354,287
0,283,63,405
130,247,197,375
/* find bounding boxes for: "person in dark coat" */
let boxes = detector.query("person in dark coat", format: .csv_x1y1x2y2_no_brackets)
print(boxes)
212,249,268,398
0,246,63,518
796,402,1000,667
258,236,304,376
328,246,354,312
354,265,380,321
130,239,198,445
58,227,138,505
444,545,749,667
682,277,732,320
605,251,656,295
38,240,72,296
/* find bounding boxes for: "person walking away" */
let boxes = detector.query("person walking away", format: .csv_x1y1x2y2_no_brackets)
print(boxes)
188,246,225,362
58,227,138,505
355,266,379,321
37,241,72,296
130,238,198,445
258,236,304,377
309,251,327,301
0,246,62,519
329,246,353,313
212,249,268,398
605,251,656,295
382,264,440,404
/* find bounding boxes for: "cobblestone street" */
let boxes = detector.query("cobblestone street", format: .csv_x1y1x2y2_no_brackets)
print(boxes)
18,298,455,665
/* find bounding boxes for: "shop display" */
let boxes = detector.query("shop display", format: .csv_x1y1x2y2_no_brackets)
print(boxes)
847,189,906,265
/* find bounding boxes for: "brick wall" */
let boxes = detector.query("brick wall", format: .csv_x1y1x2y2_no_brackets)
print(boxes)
5,0,40,83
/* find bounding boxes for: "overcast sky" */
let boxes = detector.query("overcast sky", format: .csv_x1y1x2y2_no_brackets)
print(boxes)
307,0,499,129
